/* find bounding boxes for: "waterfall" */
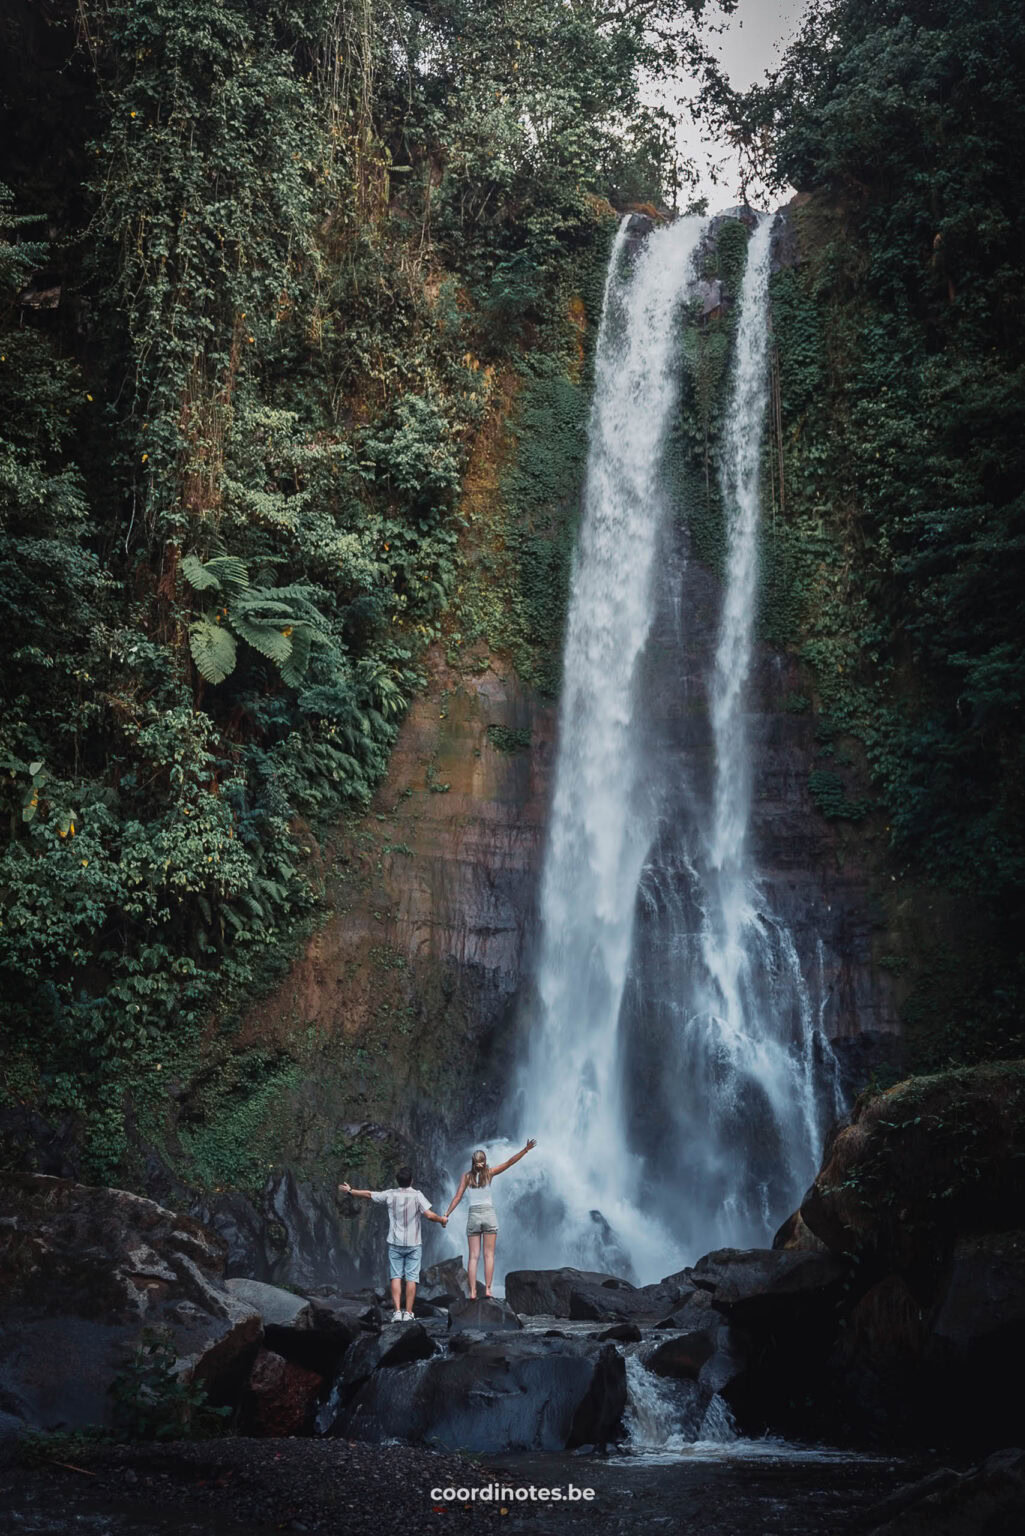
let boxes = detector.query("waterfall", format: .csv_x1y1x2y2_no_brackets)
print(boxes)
482,212,839,1283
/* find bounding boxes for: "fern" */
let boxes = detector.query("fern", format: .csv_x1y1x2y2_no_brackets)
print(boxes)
230,616,293,666
279,626,312,688
188,617,237,683
182,553,222,592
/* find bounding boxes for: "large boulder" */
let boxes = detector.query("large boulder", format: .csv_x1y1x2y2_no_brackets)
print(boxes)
689,1247,846,1324
866,1448,1025,1535
419,1257,469,1303
335,1321,438,1395
196,1170,366,1291
801,1063,1025,1274
505,1267,636,1318
240,1347,323,1436
225,1276,312,1329
0,1174,261,1435
337,1333,626,1452
448,1297,522,1333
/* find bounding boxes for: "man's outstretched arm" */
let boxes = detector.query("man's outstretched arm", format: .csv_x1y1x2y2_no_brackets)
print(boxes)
339,1182,375,1199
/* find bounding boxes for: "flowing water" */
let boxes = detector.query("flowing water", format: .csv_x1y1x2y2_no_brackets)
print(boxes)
459,211,841,1286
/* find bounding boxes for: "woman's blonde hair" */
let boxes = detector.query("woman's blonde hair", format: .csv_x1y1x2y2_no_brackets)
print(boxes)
467,1148,491,1188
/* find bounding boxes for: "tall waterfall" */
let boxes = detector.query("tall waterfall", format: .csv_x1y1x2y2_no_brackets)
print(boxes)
488,212,840,1283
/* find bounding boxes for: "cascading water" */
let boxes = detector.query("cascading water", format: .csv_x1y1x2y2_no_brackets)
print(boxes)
489,214,710,1282
477,211,840,1283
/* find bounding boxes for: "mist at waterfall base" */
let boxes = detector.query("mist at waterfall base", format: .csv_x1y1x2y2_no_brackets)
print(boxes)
444,212,842,1288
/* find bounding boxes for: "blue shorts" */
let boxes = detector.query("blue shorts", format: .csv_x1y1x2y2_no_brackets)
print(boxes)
387,1242,422,1282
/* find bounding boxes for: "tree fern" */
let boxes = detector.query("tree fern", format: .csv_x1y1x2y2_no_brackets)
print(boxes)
188,617,237,683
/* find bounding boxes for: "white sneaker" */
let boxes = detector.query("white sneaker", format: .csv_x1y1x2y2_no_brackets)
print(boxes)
401,1310,414,1321
391,1310,403,1322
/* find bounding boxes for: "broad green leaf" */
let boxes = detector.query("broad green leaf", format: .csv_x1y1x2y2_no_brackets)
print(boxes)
188,617,237,683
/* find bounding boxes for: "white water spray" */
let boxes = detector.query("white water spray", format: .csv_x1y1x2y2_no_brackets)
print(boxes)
494,216,708,1280
471,213,840,1282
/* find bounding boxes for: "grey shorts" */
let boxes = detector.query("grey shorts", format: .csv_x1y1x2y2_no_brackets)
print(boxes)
466,1204,499,1236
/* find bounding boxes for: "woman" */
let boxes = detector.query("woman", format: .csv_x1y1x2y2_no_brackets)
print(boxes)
444,1138,536,1300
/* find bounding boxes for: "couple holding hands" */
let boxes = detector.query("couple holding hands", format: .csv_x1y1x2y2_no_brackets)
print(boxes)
339,1137,537,1321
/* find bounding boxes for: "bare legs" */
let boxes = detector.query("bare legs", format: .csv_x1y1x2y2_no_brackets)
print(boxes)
468,1232,498,1299
389,1276,417,1316
467,1233,481,1299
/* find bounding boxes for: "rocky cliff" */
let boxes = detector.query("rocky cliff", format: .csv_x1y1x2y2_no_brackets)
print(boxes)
158,205,907,1286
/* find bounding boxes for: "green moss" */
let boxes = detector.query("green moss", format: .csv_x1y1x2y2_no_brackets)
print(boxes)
486,724,532,754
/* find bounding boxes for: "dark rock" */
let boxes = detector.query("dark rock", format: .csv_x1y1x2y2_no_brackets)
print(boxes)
190,1191,267,1281
689,1247,846,1323
241,1348,323,1437
0,1107,81,1181
448,1296,521,1333
645,1329,718,1381
929,1229,1025,1369
655,1289,716,1331
335,1322,437,1394
505,1267,633,1318
338,1333,626,1452
772,1209,830,1253
863,1468,963,1530
597,1322,641,1343
306,1292,380,1337
264,1170,364,1291
0,1173,261,1435
567,1280,674,1325
411,1297,447,1320
418,1257,469,1303
800,1064,1025,1272
225,1277,313,1329
866,1448,1025,1535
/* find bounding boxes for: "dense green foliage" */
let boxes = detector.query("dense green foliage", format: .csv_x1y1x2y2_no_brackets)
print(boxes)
725,0,1025,1063
0,0,720,1176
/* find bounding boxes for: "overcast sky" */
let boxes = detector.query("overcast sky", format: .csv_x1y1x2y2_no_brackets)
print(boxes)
670,0,810,210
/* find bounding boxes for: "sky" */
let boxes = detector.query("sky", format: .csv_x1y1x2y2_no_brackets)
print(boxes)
670,0,810,210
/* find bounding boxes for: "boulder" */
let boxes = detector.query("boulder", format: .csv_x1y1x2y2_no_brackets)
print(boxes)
225,1277,312,1330
567,1279,677,1325
928,1229,1025,1369
338,1333,626,1452
418,1256,469,1303
305,1291,381,1338
645,1329,718,1381
505,1267,635,1318
800,1063,1025,1273
772,1209,830,1254
0,1173,261,1435
240,1347,323,1436
866,1448,1025,1535
598,1322,641,1343
411,1297,448,1320
335,1321,438,1394
655,1289,717,1331
689,1247,846,1323
448,1296,522,1333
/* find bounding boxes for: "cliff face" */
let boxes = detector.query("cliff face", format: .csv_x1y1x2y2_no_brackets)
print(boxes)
183,206,903,1282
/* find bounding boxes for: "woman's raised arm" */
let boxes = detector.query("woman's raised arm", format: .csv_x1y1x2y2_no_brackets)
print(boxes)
444,1172,469,1219
490,1138,537,1178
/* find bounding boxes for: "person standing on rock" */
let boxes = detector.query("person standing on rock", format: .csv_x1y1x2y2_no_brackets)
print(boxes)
443,1140,537,1300
338,1167,448,1323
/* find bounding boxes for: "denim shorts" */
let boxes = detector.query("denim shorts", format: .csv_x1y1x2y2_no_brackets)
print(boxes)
387,1242,422,1282
466,1204,499,1236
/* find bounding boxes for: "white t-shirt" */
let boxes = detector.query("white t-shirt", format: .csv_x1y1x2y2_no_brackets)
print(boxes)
371,1187,432,1246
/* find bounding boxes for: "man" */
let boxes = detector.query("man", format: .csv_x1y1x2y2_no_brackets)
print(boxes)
339,1166,448,1322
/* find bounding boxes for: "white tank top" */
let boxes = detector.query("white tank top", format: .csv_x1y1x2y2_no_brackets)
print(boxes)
466,1179,494,1207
